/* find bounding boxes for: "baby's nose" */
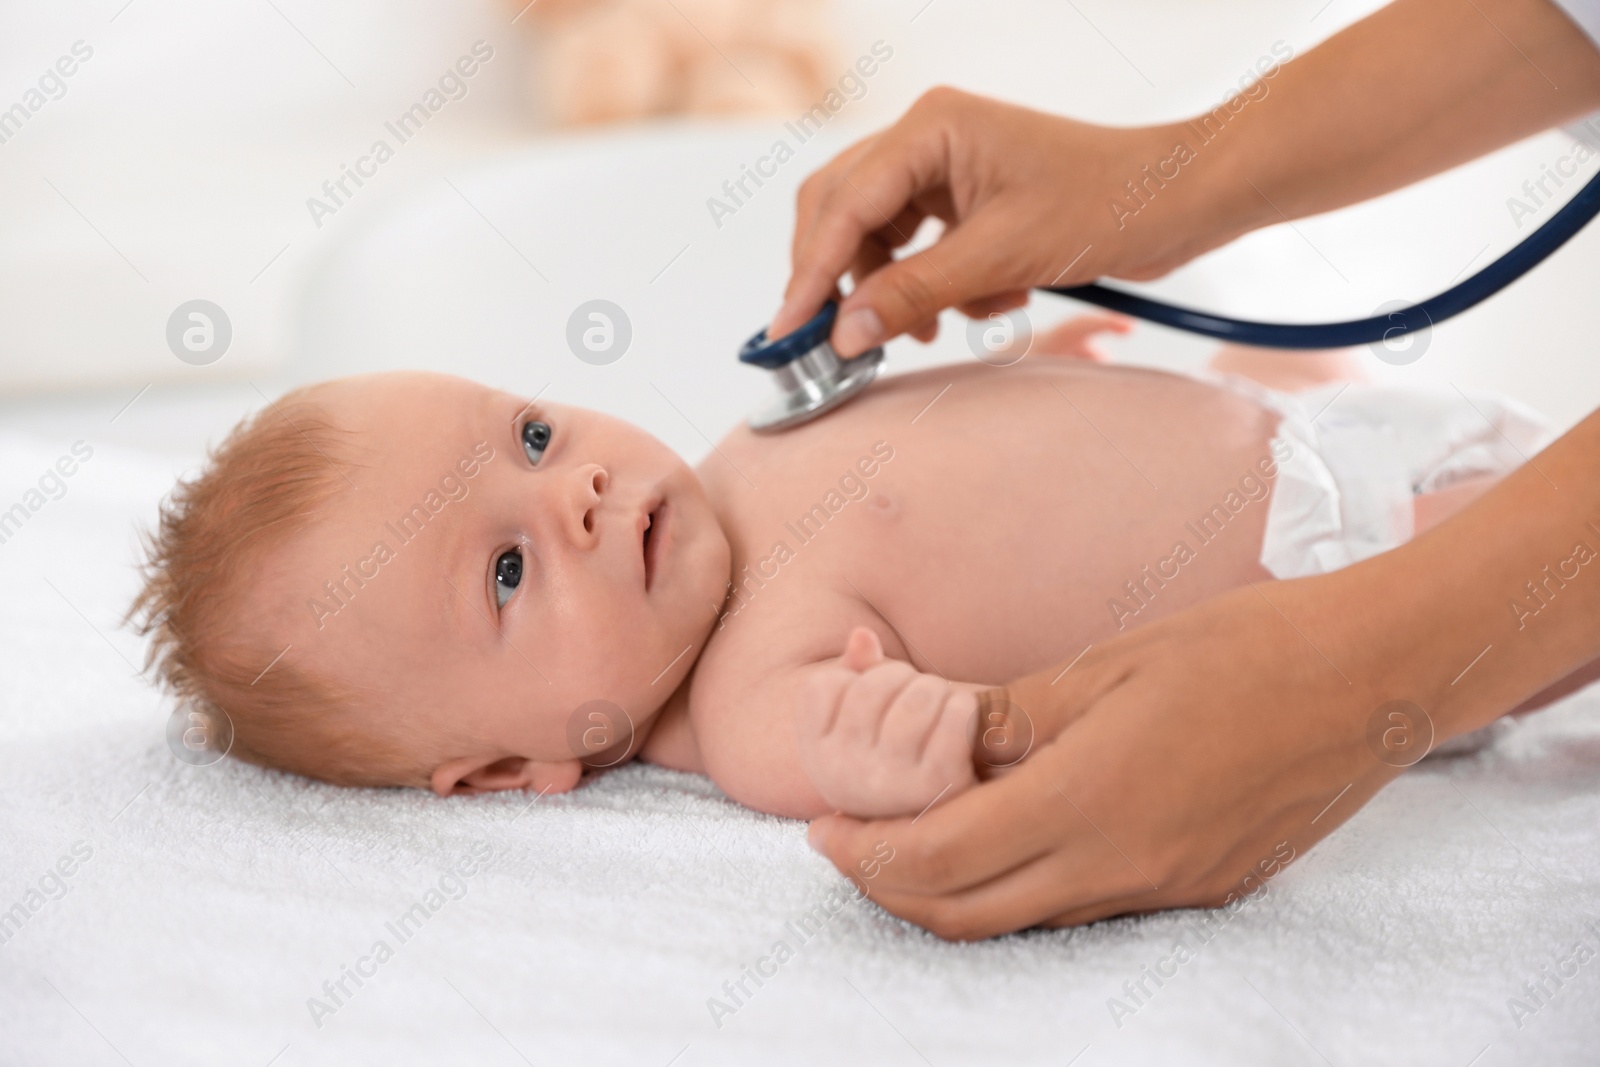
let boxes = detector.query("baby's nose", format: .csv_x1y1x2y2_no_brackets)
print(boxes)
565,464,608,545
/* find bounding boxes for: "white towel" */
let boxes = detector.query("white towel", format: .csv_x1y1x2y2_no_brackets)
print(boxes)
3,419,1598,1066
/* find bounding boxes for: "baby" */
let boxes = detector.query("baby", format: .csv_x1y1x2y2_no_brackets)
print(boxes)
131,315,1552,820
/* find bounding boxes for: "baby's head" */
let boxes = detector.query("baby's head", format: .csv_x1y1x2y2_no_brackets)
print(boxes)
132,371,731,795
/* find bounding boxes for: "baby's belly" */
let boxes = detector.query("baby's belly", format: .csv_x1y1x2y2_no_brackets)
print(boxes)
703,360,1282,684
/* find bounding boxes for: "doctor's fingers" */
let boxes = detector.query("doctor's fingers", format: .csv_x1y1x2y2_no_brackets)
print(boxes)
841,211,939,344
833,207,1035,357
833,755,1233,940
788,128,882,259
868,838,1165,942
779,92,1009,349
956,290,1031,318
808,740,1087,898
768,133,883,340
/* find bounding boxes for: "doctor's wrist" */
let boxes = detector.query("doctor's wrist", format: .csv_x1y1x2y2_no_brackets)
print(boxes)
1097,119,1270,284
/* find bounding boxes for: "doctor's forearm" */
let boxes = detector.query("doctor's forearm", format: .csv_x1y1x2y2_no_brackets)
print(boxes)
1364,407,1600,738
1193,0,1600,242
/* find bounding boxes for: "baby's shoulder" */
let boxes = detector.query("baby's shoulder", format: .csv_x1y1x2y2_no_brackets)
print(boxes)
688,581,906,721
692,600,843,699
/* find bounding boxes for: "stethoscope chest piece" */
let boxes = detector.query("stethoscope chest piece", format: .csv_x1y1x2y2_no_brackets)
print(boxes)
740,299,885,432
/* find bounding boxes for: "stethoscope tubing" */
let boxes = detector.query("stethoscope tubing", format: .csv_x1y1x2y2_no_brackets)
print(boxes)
1041,169,1600,348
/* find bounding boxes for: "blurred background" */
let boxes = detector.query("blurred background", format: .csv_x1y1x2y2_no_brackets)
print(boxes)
4,6,1599,1060
2,0,1597,470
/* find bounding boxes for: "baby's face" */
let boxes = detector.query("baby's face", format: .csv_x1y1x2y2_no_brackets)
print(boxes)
259,371,731,794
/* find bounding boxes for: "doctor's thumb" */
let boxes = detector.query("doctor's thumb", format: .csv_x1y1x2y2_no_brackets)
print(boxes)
830,214,1016,358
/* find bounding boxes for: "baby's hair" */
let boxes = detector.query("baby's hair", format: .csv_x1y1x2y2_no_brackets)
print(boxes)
129,385,428,788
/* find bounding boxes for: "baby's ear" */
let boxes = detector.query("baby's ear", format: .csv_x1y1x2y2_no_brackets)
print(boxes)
430,756,583,797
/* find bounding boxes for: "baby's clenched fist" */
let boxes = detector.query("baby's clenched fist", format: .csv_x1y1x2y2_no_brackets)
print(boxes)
796,626,981,819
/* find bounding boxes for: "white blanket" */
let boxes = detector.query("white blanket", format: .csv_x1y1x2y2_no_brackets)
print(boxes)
2,408,1599,1066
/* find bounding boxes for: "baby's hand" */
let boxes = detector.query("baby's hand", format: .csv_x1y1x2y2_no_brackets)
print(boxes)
796,627,980,819
1031,312,1134,362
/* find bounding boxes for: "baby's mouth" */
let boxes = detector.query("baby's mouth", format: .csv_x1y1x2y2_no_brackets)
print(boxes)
642,498,667,591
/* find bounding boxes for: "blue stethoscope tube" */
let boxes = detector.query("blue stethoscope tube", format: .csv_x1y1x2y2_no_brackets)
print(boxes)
742,168,1600,431
1044,169,1600,348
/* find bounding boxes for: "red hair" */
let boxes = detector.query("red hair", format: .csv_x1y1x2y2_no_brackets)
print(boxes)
129,385,430,787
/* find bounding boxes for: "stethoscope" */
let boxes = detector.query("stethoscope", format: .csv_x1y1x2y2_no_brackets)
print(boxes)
740,169,1600,433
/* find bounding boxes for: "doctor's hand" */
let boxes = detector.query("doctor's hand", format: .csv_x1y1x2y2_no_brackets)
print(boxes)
768,1,1600,360
765,87,1233,356
804,569,1419,939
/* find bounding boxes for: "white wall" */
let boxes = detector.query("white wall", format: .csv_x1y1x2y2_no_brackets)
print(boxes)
0,0,533,393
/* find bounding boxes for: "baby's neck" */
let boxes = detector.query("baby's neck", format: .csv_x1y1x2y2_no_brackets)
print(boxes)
636,493,735,775
636,654,704,773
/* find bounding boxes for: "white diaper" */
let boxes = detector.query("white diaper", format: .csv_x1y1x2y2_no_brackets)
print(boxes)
1195,372,1557,579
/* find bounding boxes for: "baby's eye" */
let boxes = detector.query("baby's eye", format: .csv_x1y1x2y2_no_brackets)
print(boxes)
522,420,552,465
494,548,523,609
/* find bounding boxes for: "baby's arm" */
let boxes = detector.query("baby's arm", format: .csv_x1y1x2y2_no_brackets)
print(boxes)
693,627,1009,821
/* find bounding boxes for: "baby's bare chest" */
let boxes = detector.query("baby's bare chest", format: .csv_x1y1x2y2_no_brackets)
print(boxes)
697,361,1281,685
